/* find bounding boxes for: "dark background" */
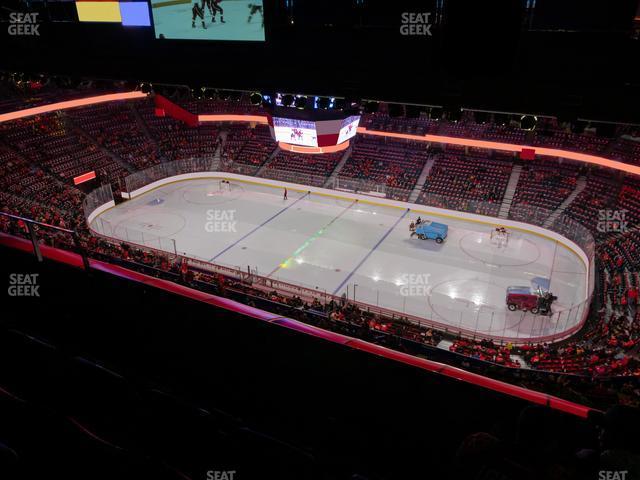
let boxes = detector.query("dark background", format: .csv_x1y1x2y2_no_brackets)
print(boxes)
1,0,639,121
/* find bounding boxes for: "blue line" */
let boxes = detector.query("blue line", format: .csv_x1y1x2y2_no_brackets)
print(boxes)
209,192,310,262
332,208,410,295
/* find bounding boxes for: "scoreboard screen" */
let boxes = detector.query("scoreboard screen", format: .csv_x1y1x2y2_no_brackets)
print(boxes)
269,114,361,149
273,118,318,147
265,104,361,149
337,115,360,144
151,0,265,41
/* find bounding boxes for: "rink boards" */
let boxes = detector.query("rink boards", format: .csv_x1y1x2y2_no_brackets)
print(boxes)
91,173,593,343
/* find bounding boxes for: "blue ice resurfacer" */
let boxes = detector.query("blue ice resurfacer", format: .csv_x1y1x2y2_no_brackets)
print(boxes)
410,219,448,244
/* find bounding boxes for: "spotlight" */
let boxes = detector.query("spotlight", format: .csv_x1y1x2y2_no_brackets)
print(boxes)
261,93,274,108
140,82,153,94
203,88,215,100
218,90,230,100
249,92,263,105
294,96,307,109
317,97,330,109
520,115,537,131
282,94,294,107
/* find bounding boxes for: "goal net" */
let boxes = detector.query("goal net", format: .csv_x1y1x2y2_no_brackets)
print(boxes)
203,180,230,197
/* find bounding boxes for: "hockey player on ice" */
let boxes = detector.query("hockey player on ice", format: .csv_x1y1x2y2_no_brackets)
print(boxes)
208,0,225,23
192,1,206,28
247,3,264,27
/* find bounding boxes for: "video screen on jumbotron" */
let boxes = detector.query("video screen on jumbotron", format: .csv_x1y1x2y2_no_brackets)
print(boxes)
273,118,318,147
337,115,361,144
151,0,265,41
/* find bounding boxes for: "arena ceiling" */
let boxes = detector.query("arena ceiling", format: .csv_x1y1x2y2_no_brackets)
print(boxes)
1,0,639,123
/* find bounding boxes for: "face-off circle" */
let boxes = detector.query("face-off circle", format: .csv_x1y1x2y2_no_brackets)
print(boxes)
458,231,541,267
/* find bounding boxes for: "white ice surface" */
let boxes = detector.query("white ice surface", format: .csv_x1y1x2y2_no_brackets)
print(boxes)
95,179,589,341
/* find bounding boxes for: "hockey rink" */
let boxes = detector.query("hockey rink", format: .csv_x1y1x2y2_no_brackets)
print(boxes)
93,179,590,342
151,0,265,41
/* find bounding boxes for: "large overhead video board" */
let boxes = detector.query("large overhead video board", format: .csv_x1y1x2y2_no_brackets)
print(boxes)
151,0,265,41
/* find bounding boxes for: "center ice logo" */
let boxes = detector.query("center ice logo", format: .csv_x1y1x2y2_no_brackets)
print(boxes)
205,209,237,233
398,273,431,297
